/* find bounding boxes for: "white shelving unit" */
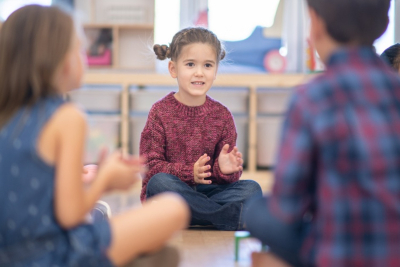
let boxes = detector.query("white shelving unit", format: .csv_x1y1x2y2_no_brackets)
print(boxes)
76,0,155,70
74,72,314,172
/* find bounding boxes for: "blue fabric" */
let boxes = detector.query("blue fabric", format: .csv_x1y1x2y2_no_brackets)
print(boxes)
270,47,400,266
0,96,113,267
146,172,262,231
244,196,311,267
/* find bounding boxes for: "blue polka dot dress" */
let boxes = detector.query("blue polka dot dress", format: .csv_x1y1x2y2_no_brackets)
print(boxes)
0,96,113,267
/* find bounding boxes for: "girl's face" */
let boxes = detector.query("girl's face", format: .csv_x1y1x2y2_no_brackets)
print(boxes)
55,29,87,93
168,43,218,103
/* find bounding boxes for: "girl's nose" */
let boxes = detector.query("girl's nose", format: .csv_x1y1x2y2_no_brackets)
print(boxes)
194,66,204,76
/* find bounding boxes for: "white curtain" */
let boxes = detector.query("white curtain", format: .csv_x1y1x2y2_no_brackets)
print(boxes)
282,0,310,73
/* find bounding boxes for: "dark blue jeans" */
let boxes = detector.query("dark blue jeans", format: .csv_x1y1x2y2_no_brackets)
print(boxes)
244,196,310,267
146,173,262,231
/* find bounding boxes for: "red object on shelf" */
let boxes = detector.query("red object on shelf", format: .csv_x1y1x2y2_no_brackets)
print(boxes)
195,9,208,28
87,49,112,66
263,50,286,73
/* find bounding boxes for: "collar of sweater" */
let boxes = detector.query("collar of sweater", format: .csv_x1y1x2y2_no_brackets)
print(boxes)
165,92,215,117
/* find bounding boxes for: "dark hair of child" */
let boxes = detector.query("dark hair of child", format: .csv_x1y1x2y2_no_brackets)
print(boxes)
307,0,390,46
153,27,225,63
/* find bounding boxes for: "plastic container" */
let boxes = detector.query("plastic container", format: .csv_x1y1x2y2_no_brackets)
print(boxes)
208,87,249,113
257,88,293,115
68,85,122,112
94,0,154,25
130,114,149,155
233,114,249,166
256,116,284,167
130,86,174,112
85,115,121,164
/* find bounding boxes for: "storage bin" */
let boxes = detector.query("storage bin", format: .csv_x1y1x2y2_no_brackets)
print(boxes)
85,115,121,164
130,86,175,112
257,116,284,167
233,114,248,166
130,114,149,155
68,85,122,112
94,0,154,25
208,87,249,113
257,88,293,115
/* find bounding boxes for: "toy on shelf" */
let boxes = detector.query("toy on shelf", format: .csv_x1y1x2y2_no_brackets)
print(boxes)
223,26,282,73
264,49,286,73
86,28,113,66
87,49,112,66
220,0,284,73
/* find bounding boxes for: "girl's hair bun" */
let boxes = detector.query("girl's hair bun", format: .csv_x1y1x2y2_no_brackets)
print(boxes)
220,49,226,61
153,44,171,60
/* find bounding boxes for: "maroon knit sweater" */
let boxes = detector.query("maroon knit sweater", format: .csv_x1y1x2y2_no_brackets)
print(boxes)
140,92,242,202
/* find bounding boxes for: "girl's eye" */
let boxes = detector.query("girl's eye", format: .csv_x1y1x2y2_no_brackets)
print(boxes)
187,63,194,67
205,63,213,68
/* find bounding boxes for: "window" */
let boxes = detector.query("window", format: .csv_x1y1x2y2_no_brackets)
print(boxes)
0,0,52,21
154,0,180,45
209,0,280,41
373,0,395,54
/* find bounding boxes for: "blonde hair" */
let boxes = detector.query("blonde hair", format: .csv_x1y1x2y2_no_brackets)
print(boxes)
153,27,225,63
0,5,74,128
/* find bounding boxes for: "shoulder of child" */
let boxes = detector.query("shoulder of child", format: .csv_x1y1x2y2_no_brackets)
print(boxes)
148,92,175,113
295,72,332,99
52,102,87,129
206,95,231,113
289,73,337,114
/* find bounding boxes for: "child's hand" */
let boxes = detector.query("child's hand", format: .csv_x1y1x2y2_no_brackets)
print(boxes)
218,144,243,175
82,164,98,184
82,148,108,184
98,151,146,192
193,154,212,184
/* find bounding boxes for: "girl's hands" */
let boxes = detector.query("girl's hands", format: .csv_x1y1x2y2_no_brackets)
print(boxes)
193,154,212,184
98,151,146,192
218,144,243,175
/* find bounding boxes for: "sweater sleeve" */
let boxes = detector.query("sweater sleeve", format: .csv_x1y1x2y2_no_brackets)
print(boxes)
140,107,195,187
211,111,242,184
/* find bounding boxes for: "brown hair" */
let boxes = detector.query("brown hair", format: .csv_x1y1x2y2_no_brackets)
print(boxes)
153,27,225,63
0,5,74,128
380,43,400,72
307,0,390,46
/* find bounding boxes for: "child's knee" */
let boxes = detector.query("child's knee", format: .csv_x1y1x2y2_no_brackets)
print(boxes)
146,173,173,194
155,193,190,226
147,173,186,197
242,180,263,198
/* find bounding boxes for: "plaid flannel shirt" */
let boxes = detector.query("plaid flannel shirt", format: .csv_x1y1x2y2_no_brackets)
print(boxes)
270,47,400,266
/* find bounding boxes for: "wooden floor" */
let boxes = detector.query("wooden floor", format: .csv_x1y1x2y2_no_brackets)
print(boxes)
169,229,262,267
103,171,274,267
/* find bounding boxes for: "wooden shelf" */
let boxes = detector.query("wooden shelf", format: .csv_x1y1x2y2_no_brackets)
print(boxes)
79,0,155,71
83,24,154,70
84,73,313,87
83,24,154,30
83,72,315,171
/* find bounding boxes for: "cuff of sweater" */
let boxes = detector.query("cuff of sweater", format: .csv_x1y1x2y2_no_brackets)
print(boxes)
178,164,196,185
214,160,238,183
